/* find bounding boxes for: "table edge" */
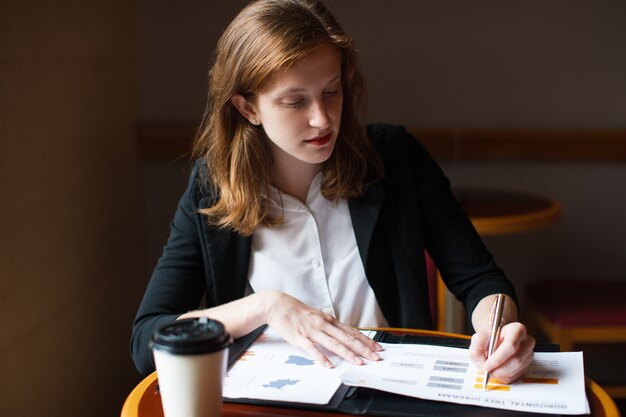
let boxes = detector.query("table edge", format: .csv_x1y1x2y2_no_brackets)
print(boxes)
471,200,561,235
121,371,158,417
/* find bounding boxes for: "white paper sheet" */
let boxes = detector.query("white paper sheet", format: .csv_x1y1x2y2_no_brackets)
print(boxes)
223,329,590,414
340,342,590,415
223,328,348,404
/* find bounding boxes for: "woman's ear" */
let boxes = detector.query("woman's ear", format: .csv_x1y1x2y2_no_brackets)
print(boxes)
231,94,261,125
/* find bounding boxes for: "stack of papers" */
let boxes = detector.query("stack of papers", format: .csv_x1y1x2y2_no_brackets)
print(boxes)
223,328,590,415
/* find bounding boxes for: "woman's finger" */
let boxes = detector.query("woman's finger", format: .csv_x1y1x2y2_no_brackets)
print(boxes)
483,322,526,370
324,321,383,360
468,331,489,370
311,329,366,365
293,333,333,368
489,337,535,383
482,323,536,383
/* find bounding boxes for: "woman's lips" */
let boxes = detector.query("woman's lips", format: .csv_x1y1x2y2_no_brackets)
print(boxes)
304,132,332,146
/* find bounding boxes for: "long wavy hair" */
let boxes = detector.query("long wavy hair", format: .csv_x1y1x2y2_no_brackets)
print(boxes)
193,0,384,236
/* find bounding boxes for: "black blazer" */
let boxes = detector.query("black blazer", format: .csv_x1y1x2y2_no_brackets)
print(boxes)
130,124,516,375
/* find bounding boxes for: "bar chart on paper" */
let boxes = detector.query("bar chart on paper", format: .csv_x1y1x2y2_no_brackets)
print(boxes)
340,343,590,415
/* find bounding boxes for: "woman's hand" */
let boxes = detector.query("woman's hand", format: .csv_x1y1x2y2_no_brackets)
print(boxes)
469,294,535,384
469,321,535,384
179,290,382,368
263,290,383,368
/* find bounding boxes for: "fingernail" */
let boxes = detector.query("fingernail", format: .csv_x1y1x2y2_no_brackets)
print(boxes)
370,351,380,361
375,343,384,351
355,356,364,365
325,360,333,369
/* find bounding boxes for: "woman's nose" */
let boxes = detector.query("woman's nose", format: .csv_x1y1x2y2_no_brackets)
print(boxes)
309,100,330,129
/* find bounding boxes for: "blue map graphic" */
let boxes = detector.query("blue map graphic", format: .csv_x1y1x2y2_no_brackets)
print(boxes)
285,355,315,366
263,378,300,390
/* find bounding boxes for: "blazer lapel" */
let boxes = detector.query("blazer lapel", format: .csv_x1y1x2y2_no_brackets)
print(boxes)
198,197,252,307
349,181,385,267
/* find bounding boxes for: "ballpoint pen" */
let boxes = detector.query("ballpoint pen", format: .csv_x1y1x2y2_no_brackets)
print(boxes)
483,293,505,391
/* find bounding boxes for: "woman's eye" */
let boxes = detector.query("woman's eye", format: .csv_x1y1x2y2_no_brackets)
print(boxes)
323,89,338,97
282,99,304,108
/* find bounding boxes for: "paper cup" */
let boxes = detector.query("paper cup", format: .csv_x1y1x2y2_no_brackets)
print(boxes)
151,318,232,417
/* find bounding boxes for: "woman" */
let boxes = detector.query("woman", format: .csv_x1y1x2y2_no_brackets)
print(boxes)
131,0,535,382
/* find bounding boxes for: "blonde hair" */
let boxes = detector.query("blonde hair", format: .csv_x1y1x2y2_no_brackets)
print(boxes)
193,0,383,236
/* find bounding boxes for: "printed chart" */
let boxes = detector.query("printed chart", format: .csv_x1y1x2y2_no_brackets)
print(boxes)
341,343,589,414
223,328,346,404
223,329,589,414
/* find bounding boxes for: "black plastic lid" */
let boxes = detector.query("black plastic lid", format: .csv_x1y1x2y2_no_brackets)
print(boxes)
150,318,232,355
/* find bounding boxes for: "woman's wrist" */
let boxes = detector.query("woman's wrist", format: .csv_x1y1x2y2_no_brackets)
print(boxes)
174,291,286,338
471,294,519,333
256,290,285,327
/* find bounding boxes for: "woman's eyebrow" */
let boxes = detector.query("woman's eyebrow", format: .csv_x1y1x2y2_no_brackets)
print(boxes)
274,75,342,96
276,86,307,95
326,74,341,86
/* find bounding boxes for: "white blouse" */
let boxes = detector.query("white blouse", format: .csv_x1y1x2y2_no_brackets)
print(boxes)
246,173,388,328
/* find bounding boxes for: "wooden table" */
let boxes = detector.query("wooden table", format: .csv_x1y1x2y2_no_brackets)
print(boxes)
454,187,561,236
121,329,620,417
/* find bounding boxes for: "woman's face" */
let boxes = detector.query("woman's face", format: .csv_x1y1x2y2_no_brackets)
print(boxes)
235,43,343,174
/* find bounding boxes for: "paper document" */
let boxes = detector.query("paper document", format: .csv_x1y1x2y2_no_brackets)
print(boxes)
341,341,590,415
223,327,349,404
224,329,590,414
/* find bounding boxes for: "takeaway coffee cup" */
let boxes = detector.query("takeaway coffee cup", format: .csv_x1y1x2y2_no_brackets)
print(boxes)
151,318,232,417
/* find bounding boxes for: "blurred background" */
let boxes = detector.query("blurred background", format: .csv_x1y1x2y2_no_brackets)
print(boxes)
1,1,625,416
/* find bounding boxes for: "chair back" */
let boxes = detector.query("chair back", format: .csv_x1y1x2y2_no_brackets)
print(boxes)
424,251,439,329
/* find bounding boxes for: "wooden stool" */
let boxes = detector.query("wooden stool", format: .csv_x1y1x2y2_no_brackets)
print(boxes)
527,280,626,399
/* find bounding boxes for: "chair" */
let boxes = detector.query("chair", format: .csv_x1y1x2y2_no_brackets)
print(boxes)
424,251,443,331
425,251,463,333
526,279,626,399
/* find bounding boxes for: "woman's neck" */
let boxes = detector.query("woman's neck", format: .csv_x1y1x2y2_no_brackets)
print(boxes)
271,160,322,204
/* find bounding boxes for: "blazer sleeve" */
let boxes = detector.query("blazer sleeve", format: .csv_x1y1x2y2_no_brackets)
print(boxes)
130,160,208,375
386,125,518,322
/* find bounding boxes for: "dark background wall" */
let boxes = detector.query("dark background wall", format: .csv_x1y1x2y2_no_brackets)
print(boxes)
0,1,144,416
141,0,626,128
1,1,625,416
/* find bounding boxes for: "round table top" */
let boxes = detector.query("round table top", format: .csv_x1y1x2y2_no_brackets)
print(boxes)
121,328,619,417
454,187,561,236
